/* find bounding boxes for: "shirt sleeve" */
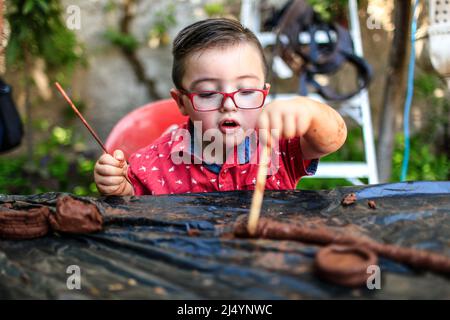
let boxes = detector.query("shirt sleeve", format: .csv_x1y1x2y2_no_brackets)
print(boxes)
279,137,319,184
127,165,150,195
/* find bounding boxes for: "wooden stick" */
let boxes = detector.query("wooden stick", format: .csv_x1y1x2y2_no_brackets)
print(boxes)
248,131,271,235
55,82,109,154
54,82,132,185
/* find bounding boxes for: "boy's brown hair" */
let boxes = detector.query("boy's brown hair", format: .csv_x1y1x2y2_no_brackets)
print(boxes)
171,18,268,90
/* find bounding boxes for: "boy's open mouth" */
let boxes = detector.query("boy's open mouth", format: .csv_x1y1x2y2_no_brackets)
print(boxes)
219,119,241,133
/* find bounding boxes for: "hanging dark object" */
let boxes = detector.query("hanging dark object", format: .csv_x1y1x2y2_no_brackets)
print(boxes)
271,0,373,101
0,77,23,153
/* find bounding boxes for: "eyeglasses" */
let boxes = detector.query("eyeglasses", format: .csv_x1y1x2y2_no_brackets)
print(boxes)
180,87,270,112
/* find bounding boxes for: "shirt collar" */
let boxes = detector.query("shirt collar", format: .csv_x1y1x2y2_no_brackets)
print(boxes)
168,120,252,170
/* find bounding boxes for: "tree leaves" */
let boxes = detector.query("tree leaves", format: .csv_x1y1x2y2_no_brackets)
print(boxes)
23,0,35,15
104,29,140,52
6,0,84,78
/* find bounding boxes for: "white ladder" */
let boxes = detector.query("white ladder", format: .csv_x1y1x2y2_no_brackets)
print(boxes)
241,0,379,185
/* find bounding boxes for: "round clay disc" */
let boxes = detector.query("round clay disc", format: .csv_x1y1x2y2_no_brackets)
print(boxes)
0,206,50,240
315,244,378,287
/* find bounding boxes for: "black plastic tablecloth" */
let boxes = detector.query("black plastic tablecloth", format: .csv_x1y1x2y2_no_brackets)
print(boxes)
1,181,450,299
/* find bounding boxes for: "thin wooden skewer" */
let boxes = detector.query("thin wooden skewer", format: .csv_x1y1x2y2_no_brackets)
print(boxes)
248,130,271,235
55,82,109,154
54,82,132,185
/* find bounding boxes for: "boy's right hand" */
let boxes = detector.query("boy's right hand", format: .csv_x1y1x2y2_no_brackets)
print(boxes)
94,150,134,196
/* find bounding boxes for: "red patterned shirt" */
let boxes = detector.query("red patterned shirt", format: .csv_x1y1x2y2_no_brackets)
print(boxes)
127,121,318,195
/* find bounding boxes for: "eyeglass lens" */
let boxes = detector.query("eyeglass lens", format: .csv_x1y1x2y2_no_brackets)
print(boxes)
193,90,264,110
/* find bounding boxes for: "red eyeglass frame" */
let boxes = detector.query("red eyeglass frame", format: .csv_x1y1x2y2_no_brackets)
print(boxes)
179,86,270,112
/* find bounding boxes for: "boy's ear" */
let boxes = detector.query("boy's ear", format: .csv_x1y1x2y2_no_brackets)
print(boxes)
170,88,188,116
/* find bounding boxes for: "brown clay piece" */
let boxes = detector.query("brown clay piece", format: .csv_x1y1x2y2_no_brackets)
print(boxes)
49,196,103,234
341,193,357,206
315,245,378,287
0,206,50,240
187,228,200,237
368,200,376,209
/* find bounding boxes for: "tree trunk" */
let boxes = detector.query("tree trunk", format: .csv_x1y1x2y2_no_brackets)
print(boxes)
377,1,412,182
120,0,161,100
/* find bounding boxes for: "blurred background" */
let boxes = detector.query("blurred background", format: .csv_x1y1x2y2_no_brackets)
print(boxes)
0,0,448,196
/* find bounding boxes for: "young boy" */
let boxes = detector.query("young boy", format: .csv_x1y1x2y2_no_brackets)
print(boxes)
94,18,347,196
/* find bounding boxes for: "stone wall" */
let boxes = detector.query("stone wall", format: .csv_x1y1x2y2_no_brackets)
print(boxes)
67,0,211,144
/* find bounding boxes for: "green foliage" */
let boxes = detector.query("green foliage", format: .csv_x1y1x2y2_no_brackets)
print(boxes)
306,0,348,22
6,0,84,81
395,72,450,181
0,157,29,194
0,124,98,196
298,178,355,190
2,0,91,196
413,73,450,144
104,0,118,13
392,134,449,181
153,4,177,34
147,3,177,47
204,3,225,17
104,28,140,52
414,73,438,97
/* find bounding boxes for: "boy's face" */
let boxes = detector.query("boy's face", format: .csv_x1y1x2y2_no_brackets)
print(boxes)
171,42,268,149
